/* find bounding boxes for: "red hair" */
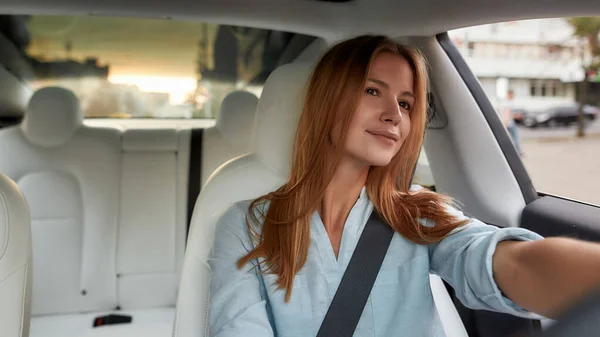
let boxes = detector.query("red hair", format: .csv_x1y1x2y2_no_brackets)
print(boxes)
238,35,468,301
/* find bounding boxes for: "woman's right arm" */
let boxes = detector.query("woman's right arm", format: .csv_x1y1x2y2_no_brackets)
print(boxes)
208,203,275,337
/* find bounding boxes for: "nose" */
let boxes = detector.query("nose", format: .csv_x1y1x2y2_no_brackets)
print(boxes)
379,99,402,125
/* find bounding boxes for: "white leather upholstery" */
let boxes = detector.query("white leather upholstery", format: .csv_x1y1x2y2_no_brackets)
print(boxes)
0,110,122,316
30,308,175,337
1,84,263,336
21,127,190,336
117,129,187,310
252,79,304,174
0,173,32,337
122,129,179,152
1,86,120,315
430,275,469,337
21,87,84,148
173,62,312,337
201,91,258,184
0,87,191,337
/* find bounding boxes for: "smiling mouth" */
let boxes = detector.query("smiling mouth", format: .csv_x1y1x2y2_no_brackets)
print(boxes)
366,130,399,142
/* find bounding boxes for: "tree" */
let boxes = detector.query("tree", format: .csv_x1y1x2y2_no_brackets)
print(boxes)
567,17,600,137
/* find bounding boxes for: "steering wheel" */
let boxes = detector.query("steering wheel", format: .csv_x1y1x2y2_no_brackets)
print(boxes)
536,289,600,337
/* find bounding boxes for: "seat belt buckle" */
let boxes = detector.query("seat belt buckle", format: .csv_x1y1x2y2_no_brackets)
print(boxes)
93,314,133,327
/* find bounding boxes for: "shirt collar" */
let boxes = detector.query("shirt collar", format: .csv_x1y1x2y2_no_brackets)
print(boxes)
359,186,368,201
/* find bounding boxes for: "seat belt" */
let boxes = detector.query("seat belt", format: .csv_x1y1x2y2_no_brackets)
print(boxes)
317,210,394,337
187,128,203,238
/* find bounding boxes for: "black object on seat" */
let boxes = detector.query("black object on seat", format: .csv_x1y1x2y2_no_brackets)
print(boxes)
93,314,132,327
187,128,203,238
317,210,394,337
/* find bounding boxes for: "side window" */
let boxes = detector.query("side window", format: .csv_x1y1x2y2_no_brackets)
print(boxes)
450,17,600,205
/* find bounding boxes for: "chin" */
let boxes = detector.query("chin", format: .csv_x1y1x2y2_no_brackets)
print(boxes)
365,156,394,167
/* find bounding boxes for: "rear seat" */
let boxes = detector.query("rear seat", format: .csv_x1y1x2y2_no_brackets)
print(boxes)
118,128,187,310
0,87,122,320
0,87,258,336
23,126,189,337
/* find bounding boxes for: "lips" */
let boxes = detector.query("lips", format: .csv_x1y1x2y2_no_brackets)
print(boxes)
366,129,400,142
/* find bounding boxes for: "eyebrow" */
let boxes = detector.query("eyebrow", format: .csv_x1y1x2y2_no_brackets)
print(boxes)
367,78,414,98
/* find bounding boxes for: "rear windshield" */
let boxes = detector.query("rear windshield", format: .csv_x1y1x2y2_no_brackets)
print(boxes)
1,15,316,119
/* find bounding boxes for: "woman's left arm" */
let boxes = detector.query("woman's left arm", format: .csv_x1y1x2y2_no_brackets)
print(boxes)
494,237,600,319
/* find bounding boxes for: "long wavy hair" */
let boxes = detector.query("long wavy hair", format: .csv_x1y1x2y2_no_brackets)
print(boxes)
238,35,468,301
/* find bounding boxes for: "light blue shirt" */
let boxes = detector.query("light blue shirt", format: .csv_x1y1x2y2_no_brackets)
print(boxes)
208,187,543,337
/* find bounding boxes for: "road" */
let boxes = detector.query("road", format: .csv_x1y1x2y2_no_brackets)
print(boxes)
519,120,600,140
521,135,600,206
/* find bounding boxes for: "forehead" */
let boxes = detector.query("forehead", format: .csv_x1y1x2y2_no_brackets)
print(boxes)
368,52,414,88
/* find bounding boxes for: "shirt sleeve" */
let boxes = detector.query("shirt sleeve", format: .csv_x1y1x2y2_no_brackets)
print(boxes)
208,202,275,337
428,205,545,319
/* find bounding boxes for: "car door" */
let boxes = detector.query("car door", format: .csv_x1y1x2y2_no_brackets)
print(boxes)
437,17,600,336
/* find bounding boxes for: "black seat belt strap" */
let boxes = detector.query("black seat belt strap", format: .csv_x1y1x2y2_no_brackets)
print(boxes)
187,128,203,239
317,210,395,337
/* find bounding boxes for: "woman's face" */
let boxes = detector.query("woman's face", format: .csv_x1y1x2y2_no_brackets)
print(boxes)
341,52,414,168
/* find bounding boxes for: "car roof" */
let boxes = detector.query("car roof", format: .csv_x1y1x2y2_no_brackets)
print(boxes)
1,0,599,41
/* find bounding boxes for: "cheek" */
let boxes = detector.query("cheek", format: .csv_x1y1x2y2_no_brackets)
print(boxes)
335,117,364,150
395,118,412,152
346,112,368,140
353,98,377,124
402,116,412,137
345,123,364,151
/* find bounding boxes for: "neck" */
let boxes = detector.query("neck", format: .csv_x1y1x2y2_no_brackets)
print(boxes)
319,156,369,232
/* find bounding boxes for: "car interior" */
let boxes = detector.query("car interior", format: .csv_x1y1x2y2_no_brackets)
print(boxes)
0,171,32,337
0,0,600,337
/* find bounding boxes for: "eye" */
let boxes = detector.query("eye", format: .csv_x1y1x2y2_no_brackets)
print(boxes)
366,87,380,96
398,101,411,110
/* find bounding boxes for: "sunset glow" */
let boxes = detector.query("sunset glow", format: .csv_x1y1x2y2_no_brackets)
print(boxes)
108,74,197,104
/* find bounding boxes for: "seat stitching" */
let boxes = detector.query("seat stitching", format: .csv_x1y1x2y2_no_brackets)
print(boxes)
0,263,26,286
19,262,30,337
0,187,10,261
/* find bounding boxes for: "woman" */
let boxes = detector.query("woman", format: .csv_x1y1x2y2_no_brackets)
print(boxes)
208,35,600,336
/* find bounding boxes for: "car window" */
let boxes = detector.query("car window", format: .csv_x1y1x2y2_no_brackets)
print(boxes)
450,17,600,205
13,15,316,120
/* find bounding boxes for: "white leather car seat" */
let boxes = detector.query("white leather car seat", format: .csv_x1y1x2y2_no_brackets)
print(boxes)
175,61,467,337
0,87,123,334
0,85,261,337
173,62,309,337
0,173,32,337
201,90,258,185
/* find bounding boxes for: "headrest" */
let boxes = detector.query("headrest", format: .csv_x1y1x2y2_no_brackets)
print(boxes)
216,91,258,150
21,87,83,147
253,63,313,175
